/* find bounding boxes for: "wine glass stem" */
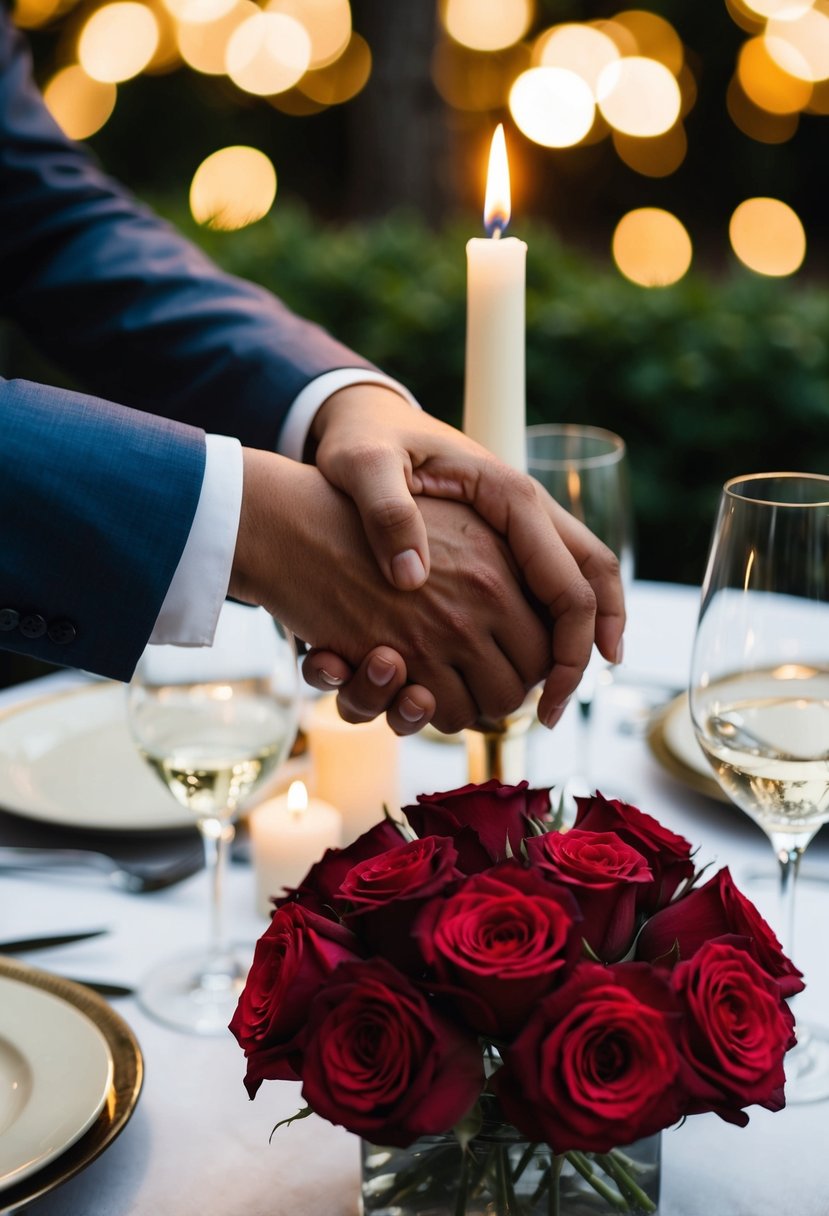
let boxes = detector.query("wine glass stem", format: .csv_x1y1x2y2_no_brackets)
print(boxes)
200,815,236,975
575,692,593,790
770,832,805,962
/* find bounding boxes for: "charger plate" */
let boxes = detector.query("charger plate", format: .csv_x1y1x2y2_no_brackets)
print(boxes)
646,692,729,804
0,957,143,1214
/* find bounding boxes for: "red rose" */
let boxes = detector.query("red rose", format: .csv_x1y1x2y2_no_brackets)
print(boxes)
300,958,484,1147
413,861,581,1038
229,904,361,1095
637,867,804,997
573,793,695,911
526,829,652,960
404,780,550,872
671,937,796,1124
339,835,461,970
276,820,405,918
494,962,683,1153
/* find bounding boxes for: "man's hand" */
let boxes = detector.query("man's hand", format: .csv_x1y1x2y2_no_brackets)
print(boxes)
311,384,625,727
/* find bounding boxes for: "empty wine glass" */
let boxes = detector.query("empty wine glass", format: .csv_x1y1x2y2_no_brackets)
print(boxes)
690,472,829,1102
127,600,299,1034
526,424,634,801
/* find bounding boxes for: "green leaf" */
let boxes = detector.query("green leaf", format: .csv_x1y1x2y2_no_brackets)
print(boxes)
269,1105,314,1142
452,1103,483,1152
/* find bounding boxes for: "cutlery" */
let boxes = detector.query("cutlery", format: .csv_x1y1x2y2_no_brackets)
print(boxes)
0,845,203,893
65,978,134,999
0,928,107,954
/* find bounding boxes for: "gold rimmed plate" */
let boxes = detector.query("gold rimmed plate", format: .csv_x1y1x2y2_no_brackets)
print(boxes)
647,692,730,804
0,958,143,1214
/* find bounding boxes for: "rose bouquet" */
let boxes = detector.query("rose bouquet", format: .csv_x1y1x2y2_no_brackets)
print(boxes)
231,781,801,1216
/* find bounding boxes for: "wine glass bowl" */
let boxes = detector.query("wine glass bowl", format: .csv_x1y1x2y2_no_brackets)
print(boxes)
689,472,829,1101
127,601,299,1034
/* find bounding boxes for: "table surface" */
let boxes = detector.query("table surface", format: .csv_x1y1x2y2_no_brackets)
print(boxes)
2,581,828,1216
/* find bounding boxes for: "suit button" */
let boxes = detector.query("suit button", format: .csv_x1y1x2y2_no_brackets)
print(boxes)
48,619,77,645
0,608,20,631
19,613,47,639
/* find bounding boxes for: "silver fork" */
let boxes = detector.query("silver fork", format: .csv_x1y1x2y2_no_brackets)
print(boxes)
0,845,203,893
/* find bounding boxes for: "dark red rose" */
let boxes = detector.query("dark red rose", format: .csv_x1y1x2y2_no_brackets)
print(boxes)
276,820,405,918
300,958,484,1147
638,867,805,997
671,936,796,1125
339,835,461,969
413,861,582,1038
229,904,361,1095
494,962,683,1153
404,780,551,872
573,793,695,911
526,829,652,960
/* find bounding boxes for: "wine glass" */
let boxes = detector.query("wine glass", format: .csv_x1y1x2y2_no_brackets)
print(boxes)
526,424,634,799
127,600,300,1034
690,472,829,1102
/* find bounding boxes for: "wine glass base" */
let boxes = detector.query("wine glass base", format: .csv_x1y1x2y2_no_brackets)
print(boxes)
138,945,251,1035
785,1020,829,1104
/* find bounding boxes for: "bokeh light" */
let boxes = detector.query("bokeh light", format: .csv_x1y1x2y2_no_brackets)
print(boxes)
298,32,371,105
509,66,595,147
613,123,687,177
597,57,682,137
266,0,351,69
441,0,533,53
78,3,160,83
729,197,806,275
177,0,257,75
225,10,311,95
738,36,812,112
12,0,64,29
806,76,829,112
161,0,237,22
766,8,829,83
726,73,800,141
610,10,684,75
725,0,766,33
432,39,529,111
612,208,692,287
190,146,277,230
742,0,814,18
43,65,117,139
533,23,619,96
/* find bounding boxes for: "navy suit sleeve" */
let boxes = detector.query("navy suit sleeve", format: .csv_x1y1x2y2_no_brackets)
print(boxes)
0,12,375,453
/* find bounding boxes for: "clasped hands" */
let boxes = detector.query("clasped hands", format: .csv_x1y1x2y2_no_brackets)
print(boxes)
229,385,625,736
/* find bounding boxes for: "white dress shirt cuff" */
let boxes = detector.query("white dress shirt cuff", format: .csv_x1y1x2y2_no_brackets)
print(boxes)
149,433,243,646
277,368,420,462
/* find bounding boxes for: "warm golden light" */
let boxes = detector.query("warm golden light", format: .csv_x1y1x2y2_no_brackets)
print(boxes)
612,208,692,287
727,74,800,141
729,197,806,275
613,124,687,177
287,780,309,814
43,65,117,139
78,3,160,83
743,0,814,17
534,23,620,96
12,0,63,29
441,0,533,53
483,123,510,235
225,10,311,95
611,9,684,75
190,145,277,230
432,39,529,111
598,57,682,136
509,66,595,147
178,0,257,74
266,0,351,69
726,0,766,34
298,31,371,105
738,37,812,113
161,0,237,22
766,8,829,83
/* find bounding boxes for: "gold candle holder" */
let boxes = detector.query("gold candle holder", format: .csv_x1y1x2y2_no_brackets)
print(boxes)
464,690,540,784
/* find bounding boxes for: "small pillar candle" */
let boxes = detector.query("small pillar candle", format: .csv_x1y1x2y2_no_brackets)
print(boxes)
249,779,341,916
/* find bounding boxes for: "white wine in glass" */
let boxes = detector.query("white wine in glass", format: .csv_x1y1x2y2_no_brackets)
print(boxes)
690,472,829,1102
128,600,299,1034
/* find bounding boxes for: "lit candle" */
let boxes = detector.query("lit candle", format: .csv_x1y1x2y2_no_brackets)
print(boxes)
249,779,342,916
306,694,400,845
463,123,527,473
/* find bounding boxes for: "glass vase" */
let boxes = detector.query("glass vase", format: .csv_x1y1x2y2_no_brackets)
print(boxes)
361,1127,661,1216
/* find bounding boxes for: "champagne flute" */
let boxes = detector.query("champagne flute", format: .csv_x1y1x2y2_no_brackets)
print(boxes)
690,472,829,1102
526,424,634,799
127,600,300,1034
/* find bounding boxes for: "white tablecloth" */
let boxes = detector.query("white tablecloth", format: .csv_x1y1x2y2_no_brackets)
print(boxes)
2,582,828,1216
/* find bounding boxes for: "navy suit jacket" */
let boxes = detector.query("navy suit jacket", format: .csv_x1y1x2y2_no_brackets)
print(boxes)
0,9,374,679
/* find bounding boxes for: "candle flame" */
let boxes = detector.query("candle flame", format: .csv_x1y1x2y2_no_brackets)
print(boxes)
484,123,511,238
287,780,308,815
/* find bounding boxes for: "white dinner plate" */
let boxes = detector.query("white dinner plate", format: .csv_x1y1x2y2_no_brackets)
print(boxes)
0,681,308,832
0,975,114,1193
647,692,729,804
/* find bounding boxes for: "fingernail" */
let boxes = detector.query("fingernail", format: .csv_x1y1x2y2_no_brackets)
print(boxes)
614,637,625,665
391,549,426,590
319,669,345,687
540,698,570,729
367,655,396,687
399,697,425,723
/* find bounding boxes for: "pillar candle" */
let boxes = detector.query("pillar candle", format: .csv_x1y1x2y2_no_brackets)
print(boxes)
249,779,341,916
